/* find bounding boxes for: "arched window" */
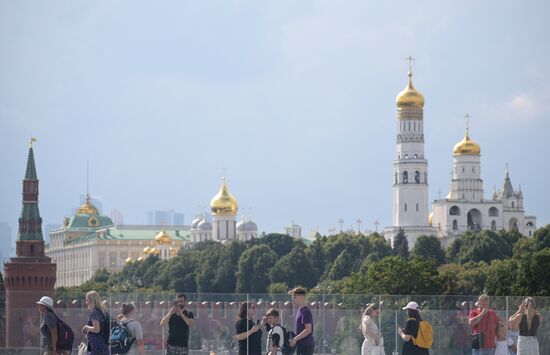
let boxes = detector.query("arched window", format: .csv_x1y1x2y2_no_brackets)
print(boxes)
405,203,408,212
491,220,496,231
509,218,518,230
404,154,409,160
414,154,418,159
415,171,420,183
403,171,408,184
450,206,461,216
416,203,419,212
452,219,458,230
488,207,499,217
512,201,515,208
526,221,534,227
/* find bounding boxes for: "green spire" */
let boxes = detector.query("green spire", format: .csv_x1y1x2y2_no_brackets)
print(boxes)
25,147,38,180
18,140,43,241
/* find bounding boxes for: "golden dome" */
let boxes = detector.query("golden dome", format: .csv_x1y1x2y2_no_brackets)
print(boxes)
210,177,238,216
453,128,481,156
143,246,152,254
125,257,133,264
137,256,143,261
155,229,173,244
428,212,433,226
77,194,99,215
150,247,159,255
396,71,425,109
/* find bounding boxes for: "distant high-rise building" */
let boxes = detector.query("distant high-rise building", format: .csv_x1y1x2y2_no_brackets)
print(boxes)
147,209,185,226
110,208,125,225
285,222,302,238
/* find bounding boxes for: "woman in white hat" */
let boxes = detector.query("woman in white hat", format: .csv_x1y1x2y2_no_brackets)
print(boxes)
397,301,429,355
361,303,385,355
37,296,69,355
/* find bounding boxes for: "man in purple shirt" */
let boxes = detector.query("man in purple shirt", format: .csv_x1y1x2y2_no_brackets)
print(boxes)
288,287,315,355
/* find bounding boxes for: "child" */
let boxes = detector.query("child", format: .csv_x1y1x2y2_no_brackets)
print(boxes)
494,322,513,355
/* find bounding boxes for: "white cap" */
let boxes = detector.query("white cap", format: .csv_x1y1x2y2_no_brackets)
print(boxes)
36,296,54,309
403,301,419,310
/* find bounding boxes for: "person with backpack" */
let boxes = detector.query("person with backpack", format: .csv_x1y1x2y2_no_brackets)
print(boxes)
265,308,288,355
37,296,71,355
112,303,144,355
288,288,314,355
82,291,110,355
397,301,431,355
160,293,195,355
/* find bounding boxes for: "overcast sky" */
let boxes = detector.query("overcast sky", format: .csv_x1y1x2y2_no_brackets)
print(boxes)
1,0,549,239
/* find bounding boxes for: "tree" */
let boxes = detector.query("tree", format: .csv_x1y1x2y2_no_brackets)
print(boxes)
169,254,199,293
447,230,509,264
268,282,289,295
412,235,445,265
269,247,317,288
484,259,519,296
328,250,355,280
534,224,550,250
236,245,277,293
392,229,409,258
366,233,392,261
259,233,295,258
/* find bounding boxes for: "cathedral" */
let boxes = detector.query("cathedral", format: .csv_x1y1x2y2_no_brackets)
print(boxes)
384,65,537,248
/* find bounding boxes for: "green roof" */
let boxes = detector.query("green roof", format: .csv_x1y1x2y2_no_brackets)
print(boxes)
65,214,114,230
25,147,37,180
65,226,191,245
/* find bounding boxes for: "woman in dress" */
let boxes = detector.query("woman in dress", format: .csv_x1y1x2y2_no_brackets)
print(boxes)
82,291,109,355
361,303,385,355
235,302,262,355
509,297,544,355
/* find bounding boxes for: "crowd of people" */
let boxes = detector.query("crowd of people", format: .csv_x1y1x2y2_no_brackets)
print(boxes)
36,290,543,355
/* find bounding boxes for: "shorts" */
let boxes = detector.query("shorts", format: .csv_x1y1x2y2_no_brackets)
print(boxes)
166,344,189,355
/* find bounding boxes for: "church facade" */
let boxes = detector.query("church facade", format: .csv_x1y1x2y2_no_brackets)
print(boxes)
385,66,537,248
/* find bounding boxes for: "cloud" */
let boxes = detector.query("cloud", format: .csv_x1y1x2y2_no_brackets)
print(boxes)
476,90,549,124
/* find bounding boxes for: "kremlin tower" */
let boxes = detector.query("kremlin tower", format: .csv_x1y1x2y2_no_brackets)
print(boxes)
3,139,56,347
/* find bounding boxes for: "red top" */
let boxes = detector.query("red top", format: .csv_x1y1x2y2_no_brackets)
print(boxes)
468,308,500,348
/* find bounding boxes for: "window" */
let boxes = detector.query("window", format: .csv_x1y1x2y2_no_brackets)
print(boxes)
424,172,428,184
491,220,496,231
472,167,475,173
403,171,408,184
450,206,461,215
512,201,515,208
416,203,419,212
395,172,398,184
415,171,420,183
462,167,465,173
489,207,499,217
414,154,418,159
405,154,409,159
405,203,408,212
453,220,458,230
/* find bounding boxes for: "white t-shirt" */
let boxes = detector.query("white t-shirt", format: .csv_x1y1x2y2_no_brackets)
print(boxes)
494,338,513,355
266,325,285,355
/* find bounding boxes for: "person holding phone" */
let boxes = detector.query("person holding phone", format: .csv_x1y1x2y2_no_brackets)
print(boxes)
468,294,500,355
160,293,195,355
235,302,262,355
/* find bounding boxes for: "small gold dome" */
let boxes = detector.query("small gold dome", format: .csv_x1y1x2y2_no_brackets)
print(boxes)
210,177,238,216
125,257,133,264
396,71,425,109
77,194,99,215
155,229,173,244
143,246,152,254
150,247,159,255
428,212,433,226
137,256,143,261
453,128,481,156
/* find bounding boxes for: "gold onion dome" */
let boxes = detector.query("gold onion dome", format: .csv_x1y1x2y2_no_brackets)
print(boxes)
150,247,159,255
210,177,238,216
453,127,481,156
155,229,173,244
396,71,425,109
428,212,433,226
77,194,99,215
125,257,133,264
143,246,152,254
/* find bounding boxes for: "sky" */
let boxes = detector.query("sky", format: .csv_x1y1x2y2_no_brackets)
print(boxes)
1,0,549,240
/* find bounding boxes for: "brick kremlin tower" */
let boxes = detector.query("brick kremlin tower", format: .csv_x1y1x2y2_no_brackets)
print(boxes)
3,139,56,347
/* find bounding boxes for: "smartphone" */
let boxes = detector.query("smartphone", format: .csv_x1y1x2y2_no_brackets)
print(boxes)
256,319,260,325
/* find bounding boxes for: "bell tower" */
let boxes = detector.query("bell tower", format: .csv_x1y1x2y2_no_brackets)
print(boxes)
3,139,56,347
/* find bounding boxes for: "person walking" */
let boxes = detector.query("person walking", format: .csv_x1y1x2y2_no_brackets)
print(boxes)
160,293,195,355
288,288,315,355
117,303,144,355
509,297,543,355
37,296,70,355
82,291,110,355
468,294,500,355
361,303,385,355
397,301,429,355
235,302,262,355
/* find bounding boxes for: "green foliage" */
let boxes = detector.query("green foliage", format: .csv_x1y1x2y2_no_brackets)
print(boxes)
258,233,295,258
412,235,445,265
328,250,355,280
392,230,409,258
447,230,510,264
236,244,277,293
269,246,317,288
268,282,289,295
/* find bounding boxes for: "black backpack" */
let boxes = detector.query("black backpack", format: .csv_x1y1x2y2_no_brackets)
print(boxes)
273,325,295,355
99,311,116,345
51,312,75,351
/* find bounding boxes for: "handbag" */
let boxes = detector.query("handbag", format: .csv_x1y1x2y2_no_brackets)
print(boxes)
77,339,88,355
471,332,484,349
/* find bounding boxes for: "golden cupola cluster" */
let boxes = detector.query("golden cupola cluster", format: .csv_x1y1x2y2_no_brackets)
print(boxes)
155,229,173,244
76,194,99,215
396,71,425,110
210,177,239,216
453,127,481,156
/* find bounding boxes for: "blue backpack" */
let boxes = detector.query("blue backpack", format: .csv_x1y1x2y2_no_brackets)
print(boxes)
109,320,135,354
